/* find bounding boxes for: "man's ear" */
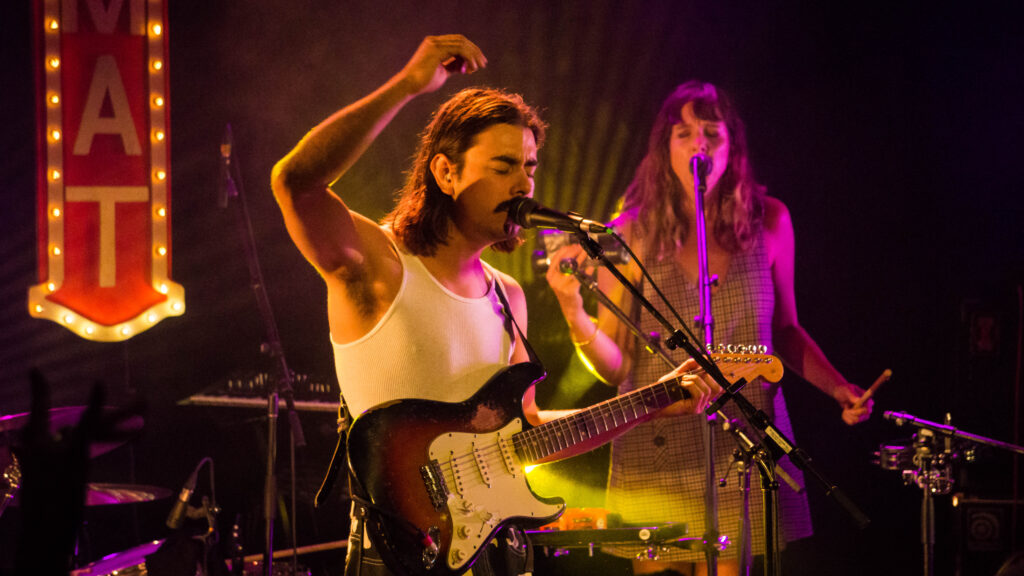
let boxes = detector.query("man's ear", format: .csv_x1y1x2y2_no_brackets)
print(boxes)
429,154,456,198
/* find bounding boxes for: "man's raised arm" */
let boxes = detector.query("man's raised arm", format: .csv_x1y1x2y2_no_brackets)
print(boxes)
269,35,487,277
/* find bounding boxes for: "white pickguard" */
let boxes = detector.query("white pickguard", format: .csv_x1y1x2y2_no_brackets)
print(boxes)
428,419,563,569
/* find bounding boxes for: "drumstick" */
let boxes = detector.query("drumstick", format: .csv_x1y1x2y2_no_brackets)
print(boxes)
853,369,891,409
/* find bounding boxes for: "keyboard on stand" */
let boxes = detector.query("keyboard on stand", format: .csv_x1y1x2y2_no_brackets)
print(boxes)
179,371,338,413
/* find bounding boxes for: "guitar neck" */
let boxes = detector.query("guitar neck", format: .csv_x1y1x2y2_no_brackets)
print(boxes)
509,352,782,465
512,376,688,464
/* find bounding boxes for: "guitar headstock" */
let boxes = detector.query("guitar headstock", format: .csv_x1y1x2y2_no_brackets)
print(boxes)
709,350,784,384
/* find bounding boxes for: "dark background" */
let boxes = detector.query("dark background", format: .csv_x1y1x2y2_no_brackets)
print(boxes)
2,1,1023,575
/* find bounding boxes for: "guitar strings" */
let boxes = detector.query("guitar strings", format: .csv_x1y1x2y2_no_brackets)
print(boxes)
440,356,764,475
436,388,677,495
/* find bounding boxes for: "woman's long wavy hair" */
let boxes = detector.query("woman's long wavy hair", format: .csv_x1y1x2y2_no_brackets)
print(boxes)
383,88,546,256
621,81,765,259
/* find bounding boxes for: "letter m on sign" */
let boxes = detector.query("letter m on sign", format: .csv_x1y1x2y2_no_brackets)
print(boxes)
29,0,184,342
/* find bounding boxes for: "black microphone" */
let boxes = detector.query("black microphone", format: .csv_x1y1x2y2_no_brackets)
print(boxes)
689,154,712,179
507,197,609,234
166,467,198,530
883,411,953,433
883,410,914,425
558,258,578,275
690,154,713,195
218,124,237,208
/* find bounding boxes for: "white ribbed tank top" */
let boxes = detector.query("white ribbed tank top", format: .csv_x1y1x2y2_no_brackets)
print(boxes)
331,248,513,419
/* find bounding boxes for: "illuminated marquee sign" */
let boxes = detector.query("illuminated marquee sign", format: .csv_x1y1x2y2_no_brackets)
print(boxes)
28,0,184,341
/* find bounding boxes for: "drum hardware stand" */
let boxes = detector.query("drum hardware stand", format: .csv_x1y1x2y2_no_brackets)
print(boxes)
220,123,307,576
881,410,1024,576
572,229,870,576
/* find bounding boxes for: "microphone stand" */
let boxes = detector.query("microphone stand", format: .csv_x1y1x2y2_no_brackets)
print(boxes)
574,232,870,576
690,155,721,575
220,124,307,576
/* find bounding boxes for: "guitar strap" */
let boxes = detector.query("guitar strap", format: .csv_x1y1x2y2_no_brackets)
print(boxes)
314,396,350,509
492,279,541,367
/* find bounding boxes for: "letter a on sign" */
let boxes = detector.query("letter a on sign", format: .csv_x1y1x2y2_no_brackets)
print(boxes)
29,0,184,341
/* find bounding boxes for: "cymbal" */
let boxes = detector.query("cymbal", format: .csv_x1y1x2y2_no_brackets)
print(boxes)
85,483,172,506
70,540,165,576
0,406,144,459
6,483,172,508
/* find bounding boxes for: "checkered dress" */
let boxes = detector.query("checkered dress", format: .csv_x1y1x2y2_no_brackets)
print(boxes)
604,231,813,562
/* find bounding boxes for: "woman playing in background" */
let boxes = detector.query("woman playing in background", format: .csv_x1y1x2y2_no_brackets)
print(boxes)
545,81,873,576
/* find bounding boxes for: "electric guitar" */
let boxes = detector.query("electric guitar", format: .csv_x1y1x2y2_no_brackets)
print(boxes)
346,353,783,576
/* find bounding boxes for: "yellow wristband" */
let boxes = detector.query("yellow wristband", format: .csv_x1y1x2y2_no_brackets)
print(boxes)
571,317,600,347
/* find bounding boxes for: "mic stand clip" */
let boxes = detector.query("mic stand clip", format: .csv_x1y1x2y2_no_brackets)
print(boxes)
192,496,221,576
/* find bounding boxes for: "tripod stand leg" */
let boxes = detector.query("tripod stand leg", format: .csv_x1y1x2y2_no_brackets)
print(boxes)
737,459,752,576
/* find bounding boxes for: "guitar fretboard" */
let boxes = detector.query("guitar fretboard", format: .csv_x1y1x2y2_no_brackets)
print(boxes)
511,377,688,464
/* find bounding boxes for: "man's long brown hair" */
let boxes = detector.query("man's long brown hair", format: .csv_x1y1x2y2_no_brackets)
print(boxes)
621,81,765,258
383,88,546,256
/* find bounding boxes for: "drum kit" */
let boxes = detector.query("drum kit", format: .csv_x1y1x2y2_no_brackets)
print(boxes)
1,406,153,511
874,410,1024,576
0,400,342,576
1,406,175,575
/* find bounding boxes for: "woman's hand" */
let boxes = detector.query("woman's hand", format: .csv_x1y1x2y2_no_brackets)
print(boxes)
835,382,873,425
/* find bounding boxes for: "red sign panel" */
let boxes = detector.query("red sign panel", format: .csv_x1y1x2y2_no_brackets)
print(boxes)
29,0,183,341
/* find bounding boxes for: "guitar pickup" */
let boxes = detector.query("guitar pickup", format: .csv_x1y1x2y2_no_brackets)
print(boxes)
498,434,519,477
472,442,491,487
420,460,450,511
